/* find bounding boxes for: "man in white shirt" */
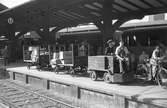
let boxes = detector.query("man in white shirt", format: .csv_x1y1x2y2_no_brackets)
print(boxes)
31,48,39,62
115,41,129,73
150,46,163,79
50,52,62,68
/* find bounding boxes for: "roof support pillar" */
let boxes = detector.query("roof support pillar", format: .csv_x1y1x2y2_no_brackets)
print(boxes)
93,0,116,54
37,26,65,43
37,28,50,43
50,26,65,33
36,26,64,61
94,19,125,54
15,30,28,39
95,14,138,54
5,22,20,62
94,0,144,54
94,18,138,54
5,22,16,40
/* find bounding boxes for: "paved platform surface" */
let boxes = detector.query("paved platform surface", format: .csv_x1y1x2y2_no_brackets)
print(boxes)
6,65,167,108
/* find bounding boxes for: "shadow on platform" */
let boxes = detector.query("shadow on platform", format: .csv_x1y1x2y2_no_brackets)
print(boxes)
0,68,10,79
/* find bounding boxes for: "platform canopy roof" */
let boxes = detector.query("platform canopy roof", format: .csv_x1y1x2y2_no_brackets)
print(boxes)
1,0,167,36
0,3,8,11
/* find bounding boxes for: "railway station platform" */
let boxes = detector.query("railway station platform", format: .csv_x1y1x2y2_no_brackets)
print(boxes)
5,64,167,108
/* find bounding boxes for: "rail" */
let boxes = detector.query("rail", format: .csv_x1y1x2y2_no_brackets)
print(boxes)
0,80,79,108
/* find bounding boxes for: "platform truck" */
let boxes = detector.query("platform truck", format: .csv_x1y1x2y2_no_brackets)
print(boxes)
87,56,134,83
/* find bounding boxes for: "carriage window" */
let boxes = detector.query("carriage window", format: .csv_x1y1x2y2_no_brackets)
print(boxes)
78,41,88,56
123,29,167,47
124,35,137,46
123,32,152,47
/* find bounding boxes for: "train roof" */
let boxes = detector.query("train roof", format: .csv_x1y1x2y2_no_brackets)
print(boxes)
0,3,8,12
58,20,167,35
123,20,167,32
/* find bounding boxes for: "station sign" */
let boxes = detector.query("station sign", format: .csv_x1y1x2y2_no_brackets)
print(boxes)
8,17,14,24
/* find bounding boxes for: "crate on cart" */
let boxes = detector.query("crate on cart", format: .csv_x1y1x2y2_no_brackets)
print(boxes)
55,50,88,74
59,51,73,65
54,51,74,73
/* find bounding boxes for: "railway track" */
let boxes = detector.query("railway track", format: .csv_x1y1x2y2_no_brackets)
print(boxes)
0,80,79,108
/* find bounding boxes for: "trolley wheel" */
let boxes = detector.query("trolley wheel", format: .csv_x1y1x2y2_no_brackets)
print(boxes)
90,71,97,81
103,72,112,83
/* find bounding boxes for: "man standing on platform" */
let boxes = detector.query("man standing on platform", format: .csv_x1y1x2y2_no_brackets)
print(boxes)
105,39,116,55
115,41,129,73
150,46,164,80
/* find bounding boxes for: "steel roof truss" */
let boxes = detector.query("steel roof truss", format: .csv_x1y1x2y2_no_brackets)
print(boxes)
124,0,144,10
140,0,155,8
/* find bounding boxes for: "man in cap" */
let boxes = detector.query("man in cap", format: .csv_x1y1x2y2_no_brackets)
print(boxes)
105,39,116,55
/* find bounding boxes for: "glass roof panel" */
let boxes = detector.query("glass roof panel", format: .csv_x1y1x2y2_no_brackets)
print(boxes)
0,0,31,8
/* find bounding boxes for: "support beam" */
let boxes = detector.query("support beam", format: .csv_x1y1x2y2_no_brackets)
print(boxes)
93,19,104,32
36,26,64,43
93,0,115,54
50,26,65,43
37,28,50,43
37,26,65,44
140,0,155,8
51,26,65,33
124,0,144,10
5,23,16,40
15,30,28,39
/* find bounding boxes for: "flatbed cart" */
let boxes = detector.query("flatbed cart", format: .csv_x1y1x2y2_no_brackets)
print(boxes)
54,51,88,74
87,55,133,83
53,43,88,75
50,50,74,74
24,60,39,69
23,46,40,69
